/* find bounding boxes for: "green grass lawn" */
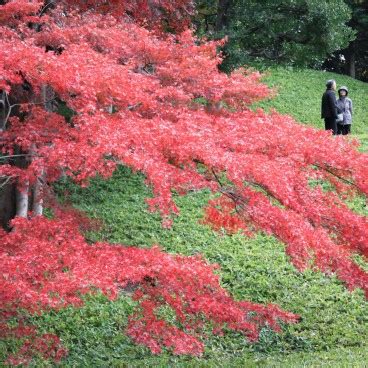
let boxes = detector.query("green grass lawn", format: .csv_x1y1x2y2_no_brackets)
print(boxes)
254,67,368,150
2,68,368,367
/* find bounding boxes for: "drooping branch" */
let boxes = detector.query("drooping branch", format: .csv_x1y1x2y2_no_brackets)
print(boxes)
1,216,299,360
313,163,358,189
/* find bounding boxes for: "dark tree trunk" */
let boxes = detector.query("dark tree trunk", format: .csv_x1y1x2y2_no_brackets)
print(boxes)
0,181,16,230
348,51,356,79
345,42,356,79
215,0,232,31
0,90,14,229
0,90,6,131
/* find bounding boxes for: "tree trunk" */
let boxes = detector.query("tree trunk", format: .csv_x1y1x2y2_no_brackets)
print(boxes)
348,52,356,79
0,82,53,229
29,84,53,217
32,173,44,216
215,0,232,32
0,91,15,229
345,42,356,79
16,181,29,218
0,91,5,131
0,180,16,230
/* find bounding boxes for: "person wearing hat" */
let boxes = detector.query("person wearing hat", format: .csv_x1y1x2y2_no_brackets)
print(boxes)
336,86,353,135
321,79,338,135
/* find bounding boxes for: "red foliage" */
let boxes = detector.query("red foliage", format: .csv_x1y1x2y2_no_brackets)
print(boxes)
4,332,67,367
1,0,368,364
0,216,298,360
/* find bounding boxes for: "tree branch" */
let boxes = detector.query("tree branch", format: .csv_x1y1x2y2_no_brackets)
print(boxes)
0,176,12,189
211,168,224,187
38,0,55,17
0,154,38,161
313,164,358,189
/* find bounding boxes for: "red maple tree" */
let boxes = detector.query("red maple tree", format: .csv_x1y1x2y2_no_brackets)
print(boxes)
0,0,367,364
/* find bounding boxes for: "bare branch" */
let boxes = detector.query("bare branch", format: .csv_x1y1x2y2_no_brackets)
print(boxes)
313,164,358,189
127,102,142,111
38,0,55,17
0,176,12,189
211,168,224,187
0,95,57,130
9,97,57,110
0,154,38,161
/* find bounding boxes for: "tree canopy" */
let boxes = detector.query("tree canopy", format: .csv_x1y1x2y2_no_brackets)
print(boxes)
324,0,368,80
196,0,355,69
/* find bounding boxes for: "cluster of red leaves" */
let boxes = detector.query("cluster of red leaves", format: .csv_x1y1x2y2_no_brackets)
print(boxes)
0,216,298,359
1,0,368,363
2,327,67,367
59,0,194,31
0,0,193,31
0,0,42,26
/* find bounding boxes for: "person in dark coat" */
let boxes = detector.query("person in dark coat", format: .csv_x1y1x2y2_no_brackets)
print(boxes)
321,79,338,135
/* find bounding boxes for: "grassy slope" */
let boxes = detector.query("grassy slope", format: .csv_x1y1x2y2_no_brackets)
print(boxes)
2,68,368,367
30,167,367,368
255,67,368,150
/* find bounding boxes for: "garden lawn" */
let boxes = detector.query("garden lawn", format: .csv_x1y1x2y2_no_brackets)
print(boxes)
2,68,367,367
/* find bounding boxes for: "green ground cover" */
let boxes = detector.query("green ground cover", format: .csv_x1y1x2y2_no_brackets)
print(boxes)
254,67,368,149
2,68,367,367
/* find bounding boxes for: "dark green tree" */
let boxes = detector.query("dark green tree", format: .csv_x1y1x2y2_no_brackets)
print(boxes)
347,0,368,79
324,0,368,80
195,0,355,70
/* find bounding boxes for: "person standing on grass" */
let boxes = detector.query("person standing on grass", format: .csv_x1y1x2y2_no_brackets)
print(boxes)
321,79,338,135
336,86,353,135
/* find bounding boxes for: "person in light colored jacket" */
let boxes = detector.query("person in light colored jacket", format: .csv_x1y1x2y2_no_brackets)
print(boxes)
336,86,353,135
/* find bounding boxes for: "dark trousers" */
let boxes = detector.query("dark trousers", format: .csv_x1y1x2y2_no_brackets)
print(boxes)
324,117,337,135
337,124,351,135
